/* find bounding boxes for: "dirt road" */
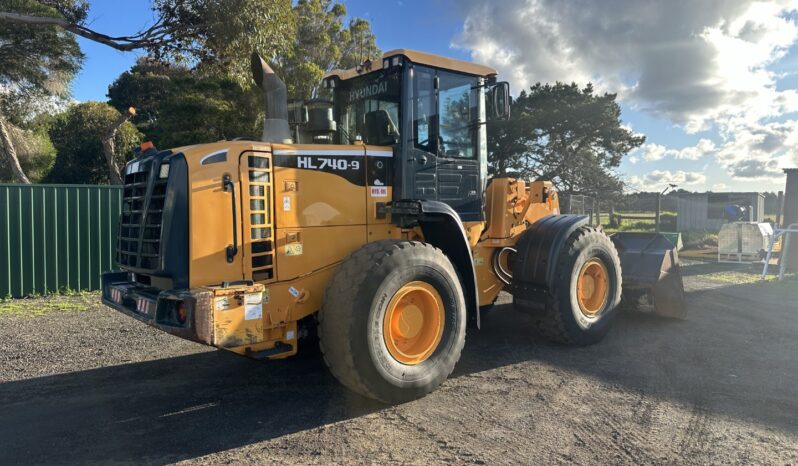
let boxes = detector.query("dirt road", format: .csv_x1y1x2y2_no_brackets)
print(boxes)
1,262,797,465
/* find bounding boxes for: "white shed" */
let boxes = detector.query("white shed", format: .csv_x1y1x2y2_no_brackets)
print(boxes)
676,192,765,231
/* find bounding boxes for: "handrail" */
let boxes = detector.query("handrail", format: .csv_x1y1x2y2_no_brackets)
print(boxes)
223,174,239,263
761,223,798,280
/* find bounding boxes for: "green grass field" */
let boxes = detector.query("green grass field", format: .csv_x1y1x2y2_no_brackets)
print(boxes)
593,211,718,249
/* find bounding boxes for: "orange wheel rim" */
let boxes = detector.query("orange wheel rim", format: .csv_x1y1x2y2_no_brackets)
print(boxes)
383,281,445,365
577,259,609,318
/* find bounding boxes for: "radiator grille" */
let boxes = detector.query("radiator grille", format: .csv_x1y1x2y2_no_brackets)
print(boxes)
117,166,168,270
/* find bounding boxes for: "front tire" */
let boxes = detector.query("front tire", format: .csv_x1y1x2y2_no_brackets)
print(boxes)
514,226,622,345
319,240,467,404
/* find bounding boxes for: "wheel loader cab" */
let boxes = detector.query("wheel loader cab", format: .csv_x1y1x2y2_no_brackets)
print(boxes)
323,49,505,221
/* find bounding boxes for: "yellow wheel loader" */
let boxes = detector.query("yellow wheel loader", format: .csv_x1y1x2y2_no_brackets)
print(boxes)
101,50,685,403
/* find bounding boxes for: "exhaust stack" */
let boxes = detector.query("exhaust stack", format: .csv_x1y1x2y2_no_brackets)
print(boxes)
251,52,291,143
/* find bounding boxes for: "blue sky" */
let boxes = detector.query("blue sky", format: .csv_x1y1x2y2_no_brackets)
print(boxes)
72,0,798,194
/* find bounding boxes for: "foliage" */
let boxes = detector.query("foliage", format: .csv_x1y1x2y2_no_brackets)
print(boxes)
1,0,295,84
0,118,55,182
106,58,186,130
150,0,296,83
489,82,644,198
0,0,84,182
108,60,261,148
277,0,380,99
46,102,142,184
107,0,383,148
155,77,262,147
0,0,84,114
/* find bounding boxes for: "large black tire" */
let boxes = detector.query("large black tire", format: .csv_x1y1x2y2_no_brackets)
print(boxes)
318,240,467,404
514,226,622,345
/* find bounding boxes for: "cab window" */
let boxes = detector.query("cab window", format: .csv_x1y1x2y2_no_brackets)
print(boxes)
336,71,401,145
412,67,478,158
438,71,477,159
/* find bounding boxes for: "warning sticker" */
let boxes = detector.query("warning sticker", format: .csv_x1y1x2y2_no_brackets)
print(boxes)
370,186,388,198
283,195,291,211
285,243,303,256
215,296,231,311
245,302,262,321
288,286,300,298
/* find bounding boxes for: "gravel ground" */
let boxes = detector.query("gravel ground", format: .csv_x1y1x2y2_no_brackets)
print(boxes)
1,261,797,465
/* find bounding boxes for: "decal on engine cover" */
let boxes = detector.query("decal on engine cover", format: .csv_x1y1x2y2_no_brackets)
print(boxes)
273,149,392,187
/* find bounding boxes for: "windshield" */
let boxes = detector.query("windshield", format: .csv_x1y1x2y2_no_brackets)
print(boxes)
334,70,401,145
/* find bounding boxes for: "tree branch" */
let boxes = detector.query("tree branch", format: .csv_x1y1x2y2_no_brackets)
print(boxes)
0,11,169,52
0,116,31,184
101,107,136,185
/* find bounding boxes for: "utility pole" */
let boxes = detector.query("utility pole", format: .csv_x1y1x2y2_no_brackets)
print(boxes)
656,184,677,233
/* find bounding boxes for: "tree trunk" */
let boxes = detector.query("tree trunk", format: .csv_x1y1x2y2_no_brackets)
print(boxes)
0,117,31,184
101,107,136,185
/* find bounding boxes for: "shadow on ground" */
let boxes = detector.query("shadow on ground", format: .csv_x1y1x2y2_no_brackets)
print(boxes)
1,265,796,464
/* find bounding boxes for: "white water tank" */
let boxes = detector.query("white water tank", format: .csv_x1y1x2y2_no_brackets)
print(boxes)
718,222,774,258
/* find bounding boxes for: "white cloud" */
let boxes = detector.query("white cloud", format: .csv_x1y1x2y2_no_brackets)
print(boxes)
454,0,798,130
646,170,707,186
636,138,716,162
625,169,707,191
677,138,717,160
640,143,671,162
715,119,798,179
453,1,798,189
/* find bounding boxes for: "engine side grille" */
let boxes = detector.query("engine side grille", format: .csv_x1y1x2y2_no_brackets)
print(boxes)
117,166,169,270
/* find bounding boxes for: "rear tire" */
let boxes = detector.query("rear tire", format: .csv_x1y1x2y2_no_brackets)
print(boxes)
319,240,467,404
514,226,622,345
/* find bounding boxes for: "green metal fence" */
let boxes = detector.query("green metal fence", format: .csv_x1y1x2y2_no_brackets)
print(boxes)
0,184,122,298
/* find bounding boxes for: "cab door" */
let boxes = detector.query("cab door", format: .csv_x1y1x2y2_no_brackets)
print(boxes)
407,66,438,199
406,65,483,221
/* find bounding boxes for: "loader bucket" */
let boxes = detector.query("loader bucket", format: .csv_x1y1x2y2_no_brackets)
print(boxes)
610,232,687,319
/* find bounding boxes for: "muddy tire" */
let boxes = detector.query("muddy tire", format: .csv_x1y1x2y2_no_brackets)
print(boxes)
318,240,467,404
515,226,622,345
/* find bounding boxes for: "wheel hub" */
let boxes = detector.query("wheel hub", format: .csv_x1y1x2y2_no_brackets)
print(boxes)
577,259,609,317
383,281,445,365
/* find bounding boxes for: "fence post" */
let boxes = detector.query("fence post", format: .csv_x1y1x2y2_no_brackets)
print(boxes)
609,204,617,228
777,191,784,227
594,198,601,226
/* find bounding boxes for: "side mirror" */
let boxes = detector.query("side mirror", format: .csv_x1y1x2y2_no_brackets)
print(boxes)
487,81,511,120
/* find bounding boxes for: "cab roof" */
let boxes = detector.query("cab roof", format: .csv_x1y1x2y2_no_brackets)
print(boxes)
324,49,497,81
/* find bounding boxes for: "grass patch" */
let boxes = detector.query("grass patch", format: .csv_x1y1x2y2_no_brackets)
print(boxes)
701,268,798,288
0,292,99,318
